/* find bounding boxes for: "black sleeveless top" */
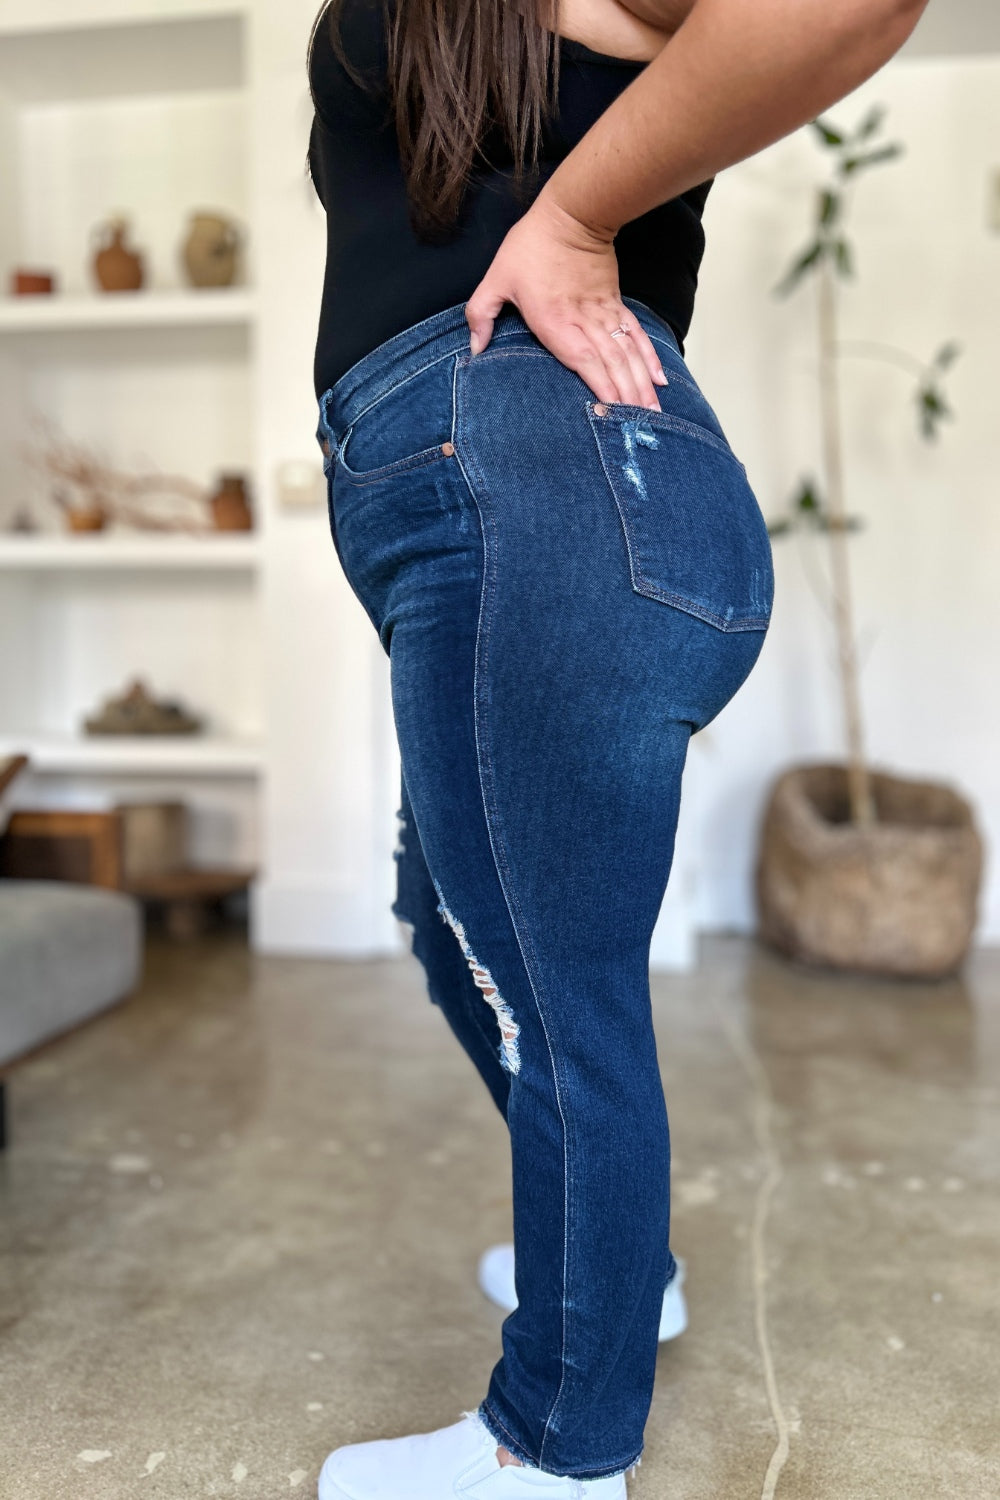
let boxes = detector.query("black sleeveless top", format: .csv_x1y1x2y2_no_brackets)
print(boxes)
307,0,713,397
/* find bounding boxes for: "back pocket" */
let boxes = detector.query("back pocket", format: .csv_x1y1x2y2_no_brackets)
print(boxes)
587,401,774,633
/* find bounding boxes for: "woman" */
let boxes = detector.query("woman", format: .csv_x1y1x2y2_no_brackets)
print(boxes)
307,1,927,1495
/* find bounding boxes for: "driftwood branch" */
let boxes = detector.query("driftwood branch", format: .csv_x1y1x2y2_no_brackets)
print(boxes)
19,413,213,532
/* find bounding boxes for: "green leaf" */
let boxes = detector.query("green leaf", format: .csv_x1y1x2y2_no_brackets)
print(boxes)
766,517,793,538
819,190,841,227
834,239,854,278
918,385,954,440
854,104,886,142
933,341,961,371
811,117,845,148
775,241,824,296
840,143,904,176
794,479,822,515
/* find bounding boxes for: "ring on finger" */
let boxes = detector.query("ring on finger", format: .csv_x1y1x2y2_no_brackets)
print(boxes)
609,321,631,340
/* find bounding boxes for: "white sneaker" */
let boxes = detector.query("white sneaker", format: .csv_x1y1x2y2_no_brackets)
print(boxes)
318,1410,627,1498
477,1246,688,1342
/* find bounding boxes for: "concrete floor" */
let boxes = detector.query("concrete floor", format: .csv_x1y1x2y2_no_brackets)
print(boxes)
1,932,998,1499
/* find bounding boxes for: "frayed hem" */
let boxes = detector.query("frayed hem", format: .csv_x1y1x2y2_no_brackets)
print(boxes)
475,1400,642,1482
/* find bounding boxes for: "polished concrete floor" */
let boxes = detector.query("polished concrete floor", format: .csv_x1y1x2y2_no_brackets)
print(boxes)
1,931,998,1499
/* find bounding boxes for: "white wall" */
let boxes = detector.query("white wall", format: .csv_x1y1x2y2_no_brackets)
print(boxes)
248,0,400,955
684,53,1000,942
903,0,1000,59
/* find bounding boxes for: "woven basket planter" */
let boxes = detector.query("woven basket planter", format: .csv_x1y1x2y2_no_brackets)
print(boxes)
754,763,983,979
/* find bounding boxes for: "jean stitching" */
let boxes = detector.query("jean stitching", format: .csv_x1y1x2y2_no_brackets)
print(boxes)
322,293,681,446
633,582,771,632
335,350,464,489
332,348,458,445
480,1398,642,1482
332,326,533,444
478,1401,534,1464
454,355,574,1469
591,403,740,459
323,311,686,459
336,443,451,487
460,350,712,440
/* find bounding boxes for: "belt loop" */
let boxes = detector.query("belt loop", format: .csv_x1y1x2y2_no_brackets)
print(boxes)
317,388,341,461
318,388,336,439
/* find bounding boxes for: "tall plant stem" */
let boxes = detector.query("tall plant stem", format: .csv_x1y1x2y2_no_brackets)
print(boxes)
817,256,876,826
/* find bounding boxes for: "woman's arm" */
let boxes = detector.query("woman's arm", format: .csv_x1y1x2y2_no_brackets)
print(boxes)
466,0,930,409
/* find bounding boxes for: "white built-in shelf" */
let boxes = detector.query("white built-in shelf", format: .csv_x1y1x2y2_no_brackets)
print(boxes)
0,534,261,570
0,289,256,334
0,7,246,102
0,1,247,37
0,732,264,776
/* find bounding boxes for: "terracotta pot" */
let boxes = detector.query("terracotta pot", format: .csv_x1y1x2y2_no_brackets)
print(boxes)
65,504,108,533
92,217,144,292
755,763,983,980
210,474,252,531
181,211,241,289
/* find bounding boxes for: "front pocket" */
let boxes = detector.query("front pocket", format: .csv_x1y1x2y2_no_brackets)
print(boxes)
587,401,774,632
335,352,458,486
337,436,452,486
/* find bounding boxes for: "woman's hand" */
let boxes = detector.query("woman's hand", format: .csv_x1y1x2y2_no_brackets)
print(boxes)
464,192,668,411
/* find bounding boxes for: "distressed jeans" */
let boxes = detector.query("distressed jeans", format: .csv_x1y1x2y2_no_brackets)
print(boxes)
315,296,774,1480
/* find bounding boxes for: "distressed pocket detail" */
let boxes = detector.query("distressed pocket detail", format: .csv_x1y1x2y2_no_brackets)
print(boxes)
586,401,774,633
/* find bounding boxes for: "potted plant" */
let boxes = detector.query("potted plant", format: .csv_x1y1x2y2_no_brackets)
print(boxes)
754,108,983,980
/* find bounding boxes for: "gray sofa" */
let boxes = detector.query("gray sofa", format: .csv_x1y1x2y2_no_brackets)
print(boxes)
0,757,143,1149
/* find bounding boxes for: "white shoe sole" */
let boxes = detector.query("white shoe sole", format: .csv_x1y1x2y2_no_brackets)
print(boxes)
317,1412,628,1498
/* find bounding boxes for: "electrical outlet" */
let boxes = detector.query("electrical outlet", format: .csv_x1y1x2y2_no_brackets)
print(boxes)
989,168,1000,233
276,459,325,510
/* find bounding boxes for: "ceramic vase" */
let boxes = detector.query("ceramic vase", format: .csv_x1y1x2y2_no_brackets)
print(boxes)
209,474,252,531
182,212,241,289
92,217,144,292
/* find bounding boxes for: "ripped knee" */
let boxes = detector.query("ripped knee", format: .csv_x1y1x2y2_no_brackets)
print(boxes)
433,883,521,1075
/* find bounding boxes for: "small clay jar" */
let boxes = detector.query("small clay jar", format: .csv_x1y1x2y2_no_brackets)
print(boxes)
65,503,108,533
92,217,144,292
209,474,252,532
11,269,56,296
182,212,241,289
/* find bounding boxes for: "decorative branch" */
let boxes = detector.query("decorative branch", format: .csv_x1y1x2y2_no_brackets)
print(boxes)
769,105,960,826
18,413,213,533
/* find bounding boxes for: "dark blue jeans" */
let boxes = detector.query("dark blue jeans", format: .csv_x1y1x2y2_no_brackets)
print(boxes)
315,296,773,1480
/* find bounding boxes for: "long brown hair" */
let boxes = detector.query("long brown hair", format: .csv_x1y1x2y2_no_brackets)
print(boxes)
308,0,562,243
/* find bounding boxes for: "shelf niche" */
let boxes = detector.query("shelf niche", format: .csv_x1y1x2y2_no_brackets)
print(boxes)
0,2,261,877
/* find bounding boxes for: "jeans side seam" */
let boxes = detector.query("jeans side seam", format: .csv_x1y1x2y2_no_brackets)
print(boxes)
477,1401,535,1467
453,368,574,1470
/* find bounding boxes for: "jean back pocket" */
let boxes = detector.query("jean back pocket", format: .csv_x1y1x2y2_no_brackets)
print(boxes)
587,401,774,633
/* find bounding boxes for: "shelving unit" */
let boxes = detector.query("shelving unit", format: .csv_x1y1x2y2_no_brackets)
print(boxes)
0,0,262,875
0,534,261,569
0,731,263,775
0,288,256,332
